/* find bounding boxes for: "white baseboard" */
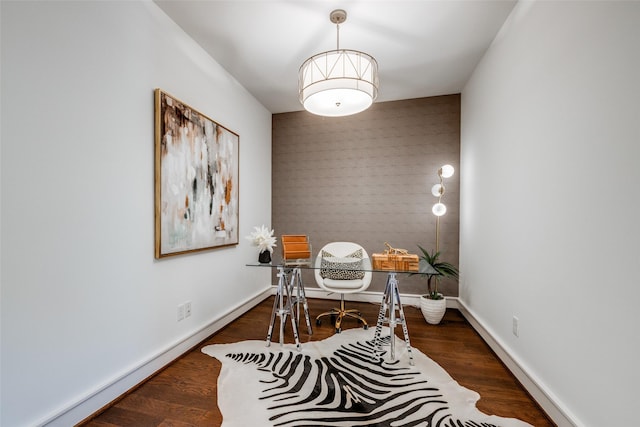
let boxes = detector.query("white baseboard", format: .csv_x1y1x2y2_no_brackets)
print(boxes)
456,299,581,427
42,287,272,427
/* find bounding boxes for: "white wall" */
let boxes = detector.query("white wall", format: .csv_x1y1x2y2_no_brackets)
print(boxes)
460,1,640,426
0,1,272,426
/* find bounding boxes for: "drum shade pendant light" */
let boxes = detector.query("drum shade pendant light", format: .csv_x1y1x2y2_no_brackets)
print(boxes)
298,9,379,117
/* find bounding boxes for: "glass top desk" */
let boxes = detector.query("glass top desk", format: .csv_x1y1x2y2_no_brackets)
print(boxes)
247,256,415,365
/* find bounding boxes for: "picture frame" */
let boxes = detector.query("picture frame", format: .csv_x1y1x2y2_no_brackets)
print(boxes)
154,89,239,258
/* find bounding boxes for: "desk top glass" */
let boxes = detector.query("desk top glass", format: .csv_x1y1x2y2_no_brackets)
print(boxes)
247,255,431,275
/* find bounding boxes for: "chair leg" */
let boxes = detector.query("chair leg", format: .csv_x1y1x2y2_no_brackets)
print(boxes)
315,294,368,332
344,310,369,328
316,309,340,324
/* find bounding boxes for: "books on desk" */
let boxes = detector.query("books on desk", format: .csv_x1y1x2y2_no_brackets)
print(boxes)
281,235,312,266
372,253,419,272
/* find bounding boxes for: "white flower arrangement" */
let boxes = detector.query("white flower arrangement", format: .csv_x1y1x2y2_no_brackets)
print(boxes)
246,225,277,253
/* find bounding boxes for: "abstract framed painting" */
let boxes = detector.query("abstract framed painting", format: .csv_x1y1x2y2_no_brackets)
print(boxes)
154,89,239,258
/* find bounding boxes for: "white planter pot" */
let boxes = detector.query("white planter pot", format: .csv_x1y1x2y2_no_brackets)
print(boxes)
420,294,446,325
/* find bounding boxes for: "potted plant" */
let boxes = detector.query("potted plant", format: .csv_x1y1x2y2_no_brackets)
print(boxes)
410,245,459,324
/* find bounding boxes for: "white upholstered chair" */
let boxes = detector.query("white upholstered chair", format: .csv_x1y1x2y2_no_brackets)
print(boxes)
314,242,372,333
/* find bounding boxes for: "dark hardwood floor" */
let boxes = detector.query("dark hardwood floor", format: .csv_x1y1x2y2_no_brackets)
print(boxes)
80,297,555,426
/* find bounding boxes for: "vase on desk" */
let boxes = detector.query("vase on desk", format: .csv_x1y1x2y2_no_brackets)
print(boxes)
258,250,271,264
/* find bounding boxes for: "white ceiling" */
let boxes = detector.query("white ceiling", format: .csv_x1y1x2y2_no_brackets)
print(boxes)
154,0,517,114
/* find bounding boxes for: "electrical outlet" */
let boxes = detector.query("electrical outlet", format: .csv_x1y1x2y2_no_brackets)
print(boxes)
177,304,185,321
185,301,192,318
512,316,519,337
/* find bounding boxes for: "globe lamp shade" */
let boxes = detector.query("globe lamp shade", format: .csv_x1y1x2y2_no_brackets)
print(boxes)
440,164,455,178
432,202,447,217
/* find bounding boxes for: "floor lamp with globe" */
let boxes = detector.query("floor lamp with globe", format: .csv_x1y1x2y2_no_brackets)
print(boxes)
416,164,458,325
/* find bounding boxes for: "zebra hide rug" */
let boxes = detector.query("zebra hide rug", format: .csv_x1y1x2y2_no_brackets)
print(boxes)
201,327,533,427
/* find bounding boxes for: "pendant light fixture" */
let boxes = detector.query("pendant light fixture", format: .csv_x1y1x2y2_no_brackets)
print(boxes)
298,9,379,117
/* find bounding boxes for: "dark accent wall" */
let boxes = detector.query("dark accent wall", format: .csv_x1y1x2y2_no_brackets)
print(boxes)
272,95,460,295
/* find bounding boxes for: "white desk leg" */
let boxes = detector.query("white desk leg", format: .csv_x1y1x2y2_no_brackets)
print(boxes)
373,272,414,365
265,266,286,347
392,274,414,366
388,273,398,361
283,269,301,350
292,268,313,335
373,274,392,355
265,266,301,351
279,269,289,346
